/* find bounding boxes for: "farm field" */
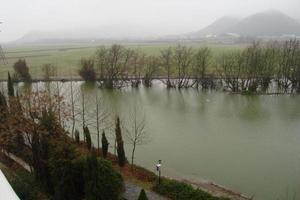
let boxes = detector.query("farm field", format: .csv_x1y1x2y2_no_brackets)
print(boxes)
0,42,246,79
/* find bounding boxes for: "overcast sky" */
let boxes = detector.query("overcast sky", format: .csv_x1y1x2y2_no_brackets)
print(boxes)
1,0,300,42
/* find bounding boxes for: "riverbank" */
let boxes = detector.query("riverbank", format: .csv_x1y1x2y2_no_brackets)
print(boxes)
76,142,252,200
1,140,252,200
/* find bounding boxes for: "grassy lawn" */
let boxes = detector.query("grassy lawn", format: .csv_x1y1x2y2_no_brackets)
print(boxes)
0,42,246,79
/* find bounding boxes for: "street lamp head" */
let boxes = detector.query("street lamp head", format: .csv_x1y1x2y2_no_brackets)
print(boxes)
156,160,162,171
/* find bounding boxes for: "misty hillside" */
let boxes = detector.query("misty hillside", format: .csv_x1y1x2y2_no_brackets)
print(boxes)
231,10,300,36
15,10,300,44
16,25,159,43
188,10,300,38
186,16,240,38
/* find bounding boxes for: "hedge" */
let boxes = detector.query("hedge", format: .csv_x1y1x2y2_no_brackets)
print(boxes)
153,179,230,200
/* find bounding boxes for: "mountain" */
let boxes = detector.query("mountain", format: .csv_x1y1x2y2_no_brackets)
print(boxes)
188,10,300,38
16,24,159,44
230,10,300,36
186,16,240,38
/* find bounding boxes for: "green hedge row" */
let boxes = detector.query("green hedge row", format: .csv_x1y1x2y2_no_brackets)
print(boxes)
153,179,230,200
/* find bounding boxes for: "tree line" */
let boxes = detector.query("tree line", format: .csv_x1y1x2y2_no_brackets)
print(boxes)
6,39,300,94
78,40,300,93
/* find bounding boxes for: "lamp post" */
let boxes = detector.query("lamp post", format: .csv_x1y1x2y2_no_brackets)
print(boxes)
156,160,162,184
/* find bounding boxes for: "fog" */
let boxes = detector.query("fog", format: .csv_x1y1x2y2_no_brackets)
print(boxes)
1,0,300,42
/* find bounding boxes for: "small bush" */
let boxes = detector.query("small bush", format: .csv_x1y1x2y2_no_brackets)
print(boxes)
75,129,80,144
102,131,109,158
154,179,230,200
9,170,49,200
84,126,92,151
79,154,124,200
13,59,31,82
138,189,148,200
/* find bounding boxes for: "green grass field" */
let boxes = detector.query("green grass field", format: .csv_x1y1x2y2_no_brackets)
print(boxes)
0,42,246,79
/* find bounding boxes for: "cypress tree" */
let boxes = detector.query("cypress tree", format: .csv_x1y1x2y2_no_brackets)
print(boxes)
7,72,14,97
115,117,126,167
75,129,80,144
0,92,8,122
0,92,7,109
84,126,92,151
138,189,148,200
101,130,109,158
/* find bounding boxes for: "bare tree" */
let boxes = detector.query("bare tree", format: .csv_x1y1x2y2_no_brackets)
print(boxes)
259,42,279,91
96,45,133,89
192,47,212,89
174,45,194,89
160,47,174,88
42,64,56,81
124,101,149,170
79,58,96,82
95,46,108,80
130,50,144,88
69,78,81,138
92,91,110,153
218,52,243,92
278,39,300,93
143,56,159,87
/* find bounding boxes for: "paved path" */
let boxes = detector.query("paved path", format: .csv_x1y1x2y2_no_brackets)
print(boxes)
1,150,31,172
123,181,167,200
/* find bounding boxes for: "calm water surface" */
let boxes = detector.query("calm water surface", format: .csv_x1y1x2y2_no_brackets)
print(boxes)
24,81,300,200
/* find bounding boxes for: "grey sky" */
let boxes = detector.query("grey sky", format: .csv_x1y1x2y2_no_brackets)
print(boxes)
1,0,300,42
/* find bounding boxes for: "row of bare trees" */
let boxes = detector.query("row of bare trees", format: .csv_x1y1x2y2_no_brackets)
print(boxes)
219,40,300,93
77,40,300,93
79,44,212,89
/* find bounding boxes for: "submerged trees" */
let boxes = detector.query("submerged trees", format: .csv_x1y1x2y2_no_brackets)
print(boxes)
79,58,96,82
160,47,174,88
143,56,159,87
277,39,300,92
174,45,194,89
192,47,213,89
77,41,300,93
219,52,242,92
95,45,132,89
130,50,144,88
219,41,291,93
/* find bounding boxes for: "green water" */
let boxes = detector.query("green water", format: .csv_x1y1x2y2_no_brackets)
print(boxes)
23,81,300,200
